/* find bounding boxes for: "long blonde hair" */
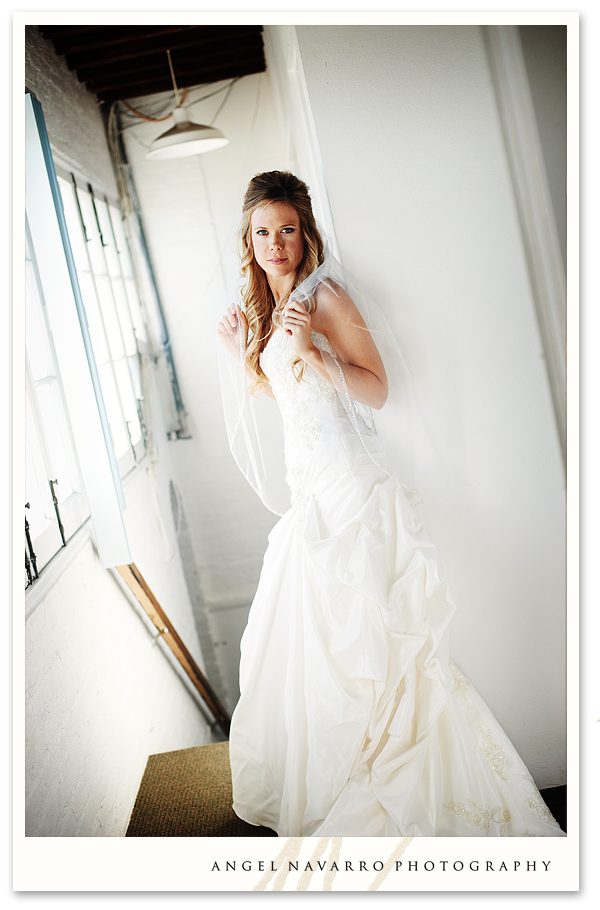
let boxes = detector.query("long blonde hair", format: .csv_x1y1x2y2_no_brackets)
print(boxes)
237,171,324,393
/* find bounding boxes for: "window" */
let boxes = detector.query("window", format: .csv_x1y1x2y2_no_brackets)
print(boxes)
25,90,131,578
55,173,147,475
25,221,90,582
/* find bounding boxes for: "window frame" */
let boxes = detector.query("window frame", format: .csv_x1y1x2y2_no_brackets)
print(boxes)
25,90,131,573
25,216,91,580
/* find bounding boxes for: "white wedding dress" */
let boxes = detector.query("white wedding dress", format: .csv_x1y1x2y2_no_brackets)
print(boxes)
228,327,565,837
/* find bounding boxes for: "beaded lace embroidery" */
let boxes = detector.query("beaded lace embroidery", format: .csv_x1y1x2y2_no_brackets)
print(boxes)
526,791,558,826
477,727,512,781
443,798,511,836
260,328,398,515
449,660,472,700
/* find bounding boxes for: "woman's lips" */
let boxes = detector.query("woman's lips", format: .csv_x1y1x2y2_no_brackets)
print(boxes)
268,257,286,264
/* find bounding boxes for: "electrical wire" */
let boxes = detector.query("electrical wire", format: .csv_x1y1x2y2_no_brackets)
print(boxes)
119,88,188,123
117,79,238,129
121,95,179,121
209,78,239,126
186,79,239,112
123,129,152,152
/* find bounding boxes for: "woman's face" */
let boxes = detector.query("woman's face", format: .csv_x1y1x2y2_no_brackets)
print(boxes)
250,202,304,284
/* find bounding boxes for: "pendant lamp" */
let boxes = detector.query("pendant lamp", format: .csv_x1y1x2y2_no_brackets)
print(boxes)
146,49,230,160
146,107,229,159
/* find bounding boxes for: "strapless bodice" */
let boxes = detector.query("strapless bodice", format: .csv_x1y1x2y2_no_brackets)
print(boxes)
260,329,351,512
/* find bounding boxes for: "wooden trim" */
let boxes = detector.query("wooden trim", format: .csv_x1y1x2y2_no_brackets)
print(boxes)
117,563,230,737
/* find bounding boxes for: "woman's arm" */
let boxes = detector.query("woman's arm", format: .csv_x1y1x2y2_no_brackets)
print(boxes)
217,305,276,400
282,285,388,409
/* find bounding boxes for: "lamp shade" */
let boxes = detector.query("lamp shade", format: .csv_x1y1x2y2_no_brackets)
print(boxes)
146,106,229,160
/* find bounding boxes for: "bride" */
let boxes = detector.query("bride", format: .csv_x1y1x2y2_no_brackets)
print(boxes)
217,170,565,837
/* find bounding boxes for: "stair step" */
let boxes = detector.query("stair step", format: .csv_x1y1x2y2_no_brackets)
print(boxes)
126,741,276,837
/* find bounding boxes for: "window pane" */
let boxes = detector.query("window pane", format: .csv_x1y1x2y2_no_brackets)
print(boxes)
97,363,130,459
56,176,89,272
96,275,125,359
128,353,142,400
78,272,109,365
95,198,120,278
35,380,76,501
112,280,137,355
109,204,134,277
25,392,55,535
26,444,52,540
76,187,107,275
114,358,141,446
124,278,147,344
26,261,55,383
40,168,151,479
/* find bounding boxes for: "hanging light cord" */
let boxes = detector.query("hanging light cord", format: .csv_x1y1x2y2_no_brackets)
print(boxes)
166,49,181,106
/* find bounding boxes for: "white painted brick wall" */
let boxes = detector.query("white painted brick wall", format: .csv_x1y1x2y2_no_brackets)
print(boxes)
25,26,119,197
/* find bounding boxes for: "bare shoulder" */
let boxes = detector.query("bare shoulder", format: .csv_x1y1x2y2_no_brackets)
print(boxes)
312,279,365,333
311,277,384,379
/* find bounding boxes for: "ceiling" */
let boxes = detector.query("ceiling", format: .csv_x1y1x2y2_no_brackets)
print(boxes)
37,25,266,105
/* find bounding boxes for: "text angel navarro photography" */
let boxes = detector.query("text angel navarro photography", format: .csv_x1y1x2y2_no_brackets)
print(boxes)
210,859,554,874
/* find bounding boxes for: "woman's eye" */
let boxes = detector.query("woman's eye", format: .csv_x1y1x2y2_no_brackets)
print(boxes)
256,230,268,235
282,228,294,234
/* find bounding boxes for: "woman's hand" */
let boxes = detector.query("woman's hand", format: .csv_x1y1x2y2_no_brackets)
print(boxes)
217,305,276,399
217,305,248,358
282,300,316,360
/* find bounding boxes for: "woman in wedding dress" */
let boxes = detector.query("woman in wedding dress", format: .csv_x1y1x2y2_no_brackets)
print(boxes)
217,171,565,838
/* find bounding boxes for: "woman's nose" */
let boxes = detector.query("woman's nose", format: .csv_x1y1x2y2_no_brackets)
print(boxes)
269,235,282,249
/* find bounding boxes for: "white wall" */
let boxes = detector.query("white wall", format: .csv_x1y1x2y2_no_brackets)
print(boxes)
25,531,211,838
122,72,289,611
24,26,214,837
24,362,216,837
289,24,566,787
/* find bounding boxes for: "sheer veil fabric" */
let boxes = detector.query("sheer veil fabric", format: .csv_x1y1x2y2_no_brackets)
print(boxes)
217,245,565,838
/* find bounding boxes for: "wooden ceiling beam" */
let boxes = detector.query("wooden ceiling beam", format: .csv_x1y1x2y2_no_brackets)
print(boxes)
35,24,266,103
39,25,219,56
88,57,263,97
98,59,264,104
49,25,263,71
37,25,117,41
75,32,264,86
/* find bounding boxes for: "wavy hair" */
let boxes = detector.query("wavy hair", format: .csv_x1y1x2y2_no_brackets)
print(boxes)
237,171,324,393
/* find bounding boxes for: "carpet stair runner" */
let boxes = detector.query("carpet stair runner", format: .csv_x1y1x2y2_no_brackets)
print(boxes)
126,741,276,837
